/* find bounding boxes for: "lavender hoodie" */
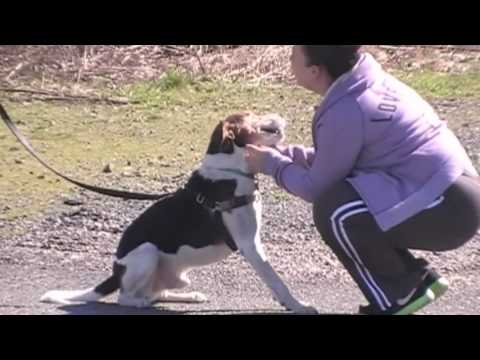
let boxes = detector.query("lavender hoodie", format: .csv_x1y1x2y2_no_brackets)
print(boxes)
262,53,478,231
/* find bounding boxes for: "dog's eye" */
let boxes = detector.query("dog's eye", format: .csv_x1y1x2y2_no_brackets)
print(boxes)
260,127,280,135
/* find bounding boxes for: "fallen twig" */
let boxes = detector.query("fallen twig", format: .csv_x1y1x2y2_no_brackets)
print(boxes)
0,87,134,105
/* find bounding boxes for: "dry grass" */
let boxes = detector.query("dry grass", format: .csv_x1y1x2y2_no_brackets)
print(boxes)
2,45,479,95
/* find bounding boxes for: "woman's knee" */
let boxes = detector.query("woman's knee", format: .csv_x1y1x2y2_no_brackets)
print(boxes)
312,200,330,236
312,181,361,240
312,188,339,234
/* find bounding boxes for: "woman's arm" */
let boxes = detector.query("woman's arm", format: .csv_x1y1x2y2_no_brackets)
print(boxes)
250,101,364,203
275,145,315,168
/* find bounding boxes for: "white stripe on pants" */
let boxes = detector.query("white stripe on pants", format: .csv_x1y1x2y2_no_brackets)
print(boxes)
330,201,392,311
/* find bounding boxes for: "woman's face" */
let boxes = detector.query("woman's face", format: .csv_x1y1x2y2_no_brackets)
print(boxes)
290,45,331,95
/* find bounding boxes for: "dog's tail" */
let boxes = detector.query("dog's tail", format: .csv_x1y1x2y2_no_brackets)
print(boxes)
40,262,125,305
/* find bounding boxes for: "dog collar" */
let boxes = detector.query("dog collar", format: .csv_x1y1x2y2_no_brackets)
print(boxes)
195,192,257,213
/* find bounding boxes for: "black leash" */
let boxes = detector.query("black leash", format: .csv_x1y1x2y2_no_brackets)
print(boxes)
0,103,172,201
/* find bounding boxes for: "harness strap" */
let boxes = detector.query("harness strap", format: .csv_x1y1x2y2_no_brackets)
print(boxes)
195,192,257,213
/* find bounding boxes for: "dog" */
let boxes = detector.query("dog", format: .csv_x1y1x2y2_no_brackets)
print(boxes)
40,112,318,314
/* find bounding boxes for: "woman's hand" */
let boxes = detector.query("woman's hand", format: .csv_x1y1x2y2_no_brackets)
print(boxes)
245,144,280,174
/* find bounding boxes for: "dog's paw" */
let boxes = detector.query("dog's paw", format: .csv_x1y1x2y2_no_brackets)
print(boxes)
295,305,318,315
190,292,208,303
287,302,318,315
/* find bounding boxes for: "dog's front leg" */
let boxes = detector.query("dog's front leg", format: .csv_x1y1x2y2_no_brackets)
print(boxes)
240,243,317,314
222,203,317,315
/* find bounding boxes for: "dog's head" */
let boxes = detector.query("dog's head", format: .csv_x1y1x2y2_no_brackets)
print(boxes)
207,112,286,155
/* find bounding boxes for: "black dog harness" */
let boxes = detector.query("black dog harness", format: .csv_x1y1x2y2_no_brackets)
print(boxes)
194,191,257,213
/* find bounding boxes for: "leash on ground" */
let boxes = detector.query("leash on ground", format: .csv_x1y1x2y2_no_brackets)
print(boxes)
0,103,173,201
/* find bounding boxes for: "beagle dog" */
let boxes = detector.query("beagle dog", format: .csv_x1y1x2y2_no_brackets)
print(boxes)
41,112,317,314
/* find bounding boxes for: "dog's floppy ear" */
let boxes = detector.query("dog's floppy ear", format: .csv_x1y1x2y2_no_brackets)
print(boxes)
206,114,252,154
207,120,235,154
224,113,254,148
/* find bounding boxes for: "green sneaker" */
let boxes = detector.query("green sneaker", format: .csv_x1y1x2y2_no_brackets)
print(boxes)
358,270,448,315
423,271,449,300
393,287,436,315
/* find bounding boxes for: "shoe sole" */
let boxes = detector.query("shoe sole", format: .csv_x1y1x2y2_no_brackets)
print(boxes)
394,277,449,316
359,277,449,315
394,289,435,315
428,277,449,300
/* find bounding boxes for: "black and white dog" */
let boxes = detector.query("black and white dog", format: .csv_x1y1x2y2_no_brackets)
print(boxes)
41,112,317,314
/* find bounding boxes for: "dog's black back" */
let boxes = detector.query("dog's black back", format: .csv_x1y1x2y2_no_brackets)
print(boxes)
116,172,239,259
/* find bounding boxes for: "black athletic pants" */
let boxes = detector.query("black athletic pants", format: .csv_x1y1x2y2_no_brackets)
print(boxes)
313,175,480,312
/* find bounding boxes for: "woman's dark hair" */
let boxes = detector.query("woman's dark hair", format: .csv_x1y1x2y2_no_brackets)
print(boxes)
302,45,362,80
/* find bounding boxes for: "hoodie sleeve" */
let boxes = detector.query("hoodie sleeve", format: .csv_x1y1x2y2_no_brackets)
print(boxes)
261,100,364,203
276,145,315,168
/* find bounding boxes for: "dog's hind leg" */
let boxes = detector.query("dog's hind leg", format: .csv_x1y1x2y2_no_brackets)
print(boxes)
150,244,232,304
150,266,208,304
116,243,160,308
40,262,125,305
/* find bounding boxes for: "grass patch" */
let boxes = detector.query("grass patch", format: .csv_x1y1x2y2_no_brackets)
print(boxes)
395,70,480,99
121,70,196,106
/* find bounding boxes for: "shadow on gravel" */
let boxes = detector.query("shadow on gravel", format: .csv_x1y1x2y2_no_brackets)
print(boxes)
58,303,347,316
59,303,186,315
